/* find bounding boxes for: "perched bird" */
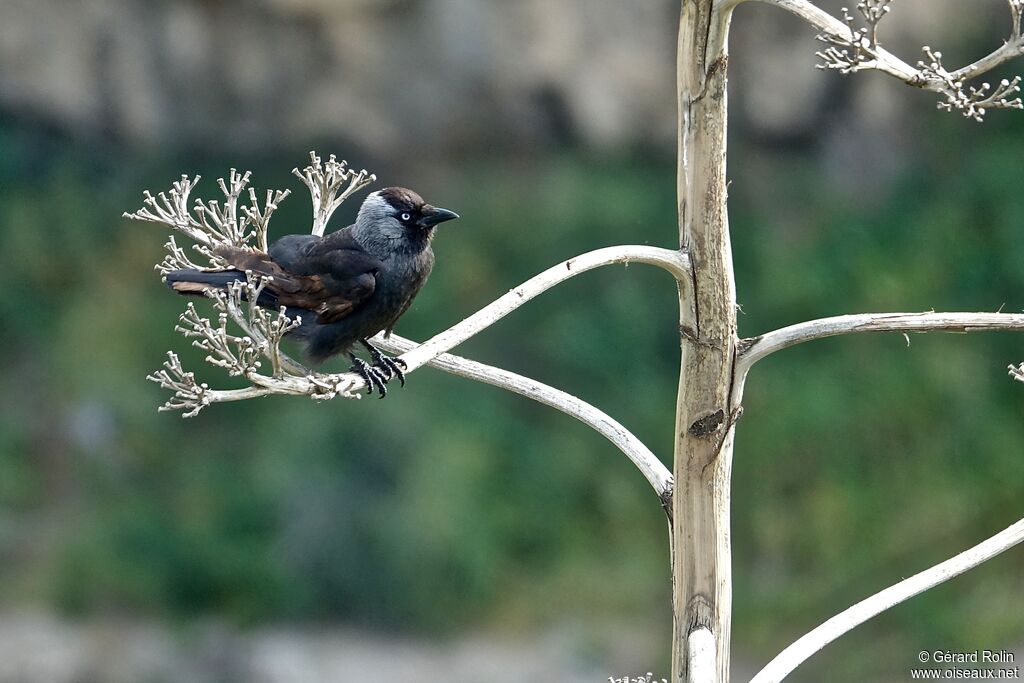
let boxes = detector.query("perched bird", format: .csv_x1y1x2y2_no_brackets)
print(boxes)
165,187,459,396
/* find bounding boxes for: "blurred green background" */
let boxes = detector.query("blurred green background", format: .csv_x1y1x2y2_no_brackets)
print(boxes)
1,0,1023,681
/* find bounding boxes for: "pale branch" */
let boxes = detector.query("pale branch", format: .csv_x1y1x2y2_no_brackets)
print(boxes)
673,3,736,678
156,235,205,276
918,47,1023,123
292,151,376,237
176,300,262,377
367,246,686,414
749,514,1024,683
687,629,717,683
719,0,1024,120
243,187,292,253
372,333,674,500
951,0,1024,80
715,0,919,80
124,174,214,248
219,279,310,378
1011,362,1024,383
736,311,1024,375
813,1,892,74
395,245,691,375
146,351,350,417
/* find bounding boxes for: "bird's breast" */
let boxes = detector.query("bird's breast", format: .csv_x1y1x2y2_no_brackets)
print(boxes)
381,247,434,286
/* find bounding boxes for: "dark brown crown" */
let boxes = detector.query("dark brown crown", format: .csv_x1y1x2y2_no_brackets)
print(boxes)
378,187,425,213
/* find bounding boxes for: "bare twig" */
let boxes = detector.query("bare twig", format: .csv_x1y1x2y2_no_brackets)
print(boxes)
750,514,1024,683
950,0,1024,80
736,311,1024,375
396,246,691,374
813,1,892,74
918,47,1022,122
156,235,205,276
124,175,213,247
125,170,288,268
715,0,920,81
243,187,292,253
719,0,1024,120
291,151,376,237
1010,362,1024,383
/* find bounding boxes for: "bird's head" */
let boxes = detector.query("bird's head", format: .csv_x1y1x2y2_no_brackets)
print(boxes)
354,187,459,246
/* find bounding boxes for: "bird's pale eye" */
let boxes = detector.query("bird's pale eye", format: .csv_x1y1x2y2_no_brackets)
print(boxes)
401,212,412,221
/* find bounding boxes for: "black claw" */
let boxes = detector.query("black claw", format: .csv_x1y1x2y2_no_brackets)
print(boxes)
362,343,408,388
380,355,407,387
349,356,389,397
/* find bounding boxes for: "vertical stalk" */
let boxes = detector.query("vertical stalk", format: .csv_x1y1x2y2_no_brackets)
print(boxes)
671,1,737,681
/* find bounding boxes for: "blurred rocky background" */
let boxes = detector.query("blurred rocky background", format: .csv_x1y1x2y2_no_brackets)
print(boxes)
1,0,1024,681
0,0,1007,158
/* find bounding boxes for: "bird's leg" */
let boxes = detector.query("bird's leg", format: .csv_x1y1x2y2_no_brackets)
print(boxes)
348,352,391,398
361,340,407,387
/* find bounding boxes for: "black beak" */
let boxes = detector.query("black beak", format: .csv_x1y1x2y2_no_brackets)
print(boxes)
417,205,460,228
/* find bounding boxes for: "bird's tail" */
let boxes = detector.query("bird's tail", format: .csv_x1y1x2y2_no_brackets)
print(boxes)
164,269,279,307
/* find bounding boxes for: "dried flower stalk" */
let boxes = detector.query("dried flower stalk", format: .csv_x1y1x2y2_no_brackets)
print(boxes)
721,0,1024,121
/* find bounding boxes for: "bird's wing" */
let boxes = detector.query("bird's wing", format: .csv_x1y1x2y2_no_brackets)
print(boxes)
267,234,319,272
217,233,383,324
274,269,377,324
303,228,385,278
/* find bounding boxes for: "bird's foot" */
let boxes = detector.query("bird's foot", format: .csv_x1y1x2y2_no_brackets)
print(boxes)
365,346,407,387
349,356,392,398
360,342,407,387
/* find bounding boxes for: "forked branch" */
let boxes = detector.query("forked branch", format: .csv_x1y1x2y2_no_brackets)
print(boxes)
719,0,1024,121
750,514,1024,683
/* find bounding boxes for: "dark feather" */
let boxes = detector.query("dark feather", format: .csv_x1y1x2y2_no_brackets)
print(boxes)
166,230,382,328
164,269,280,307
